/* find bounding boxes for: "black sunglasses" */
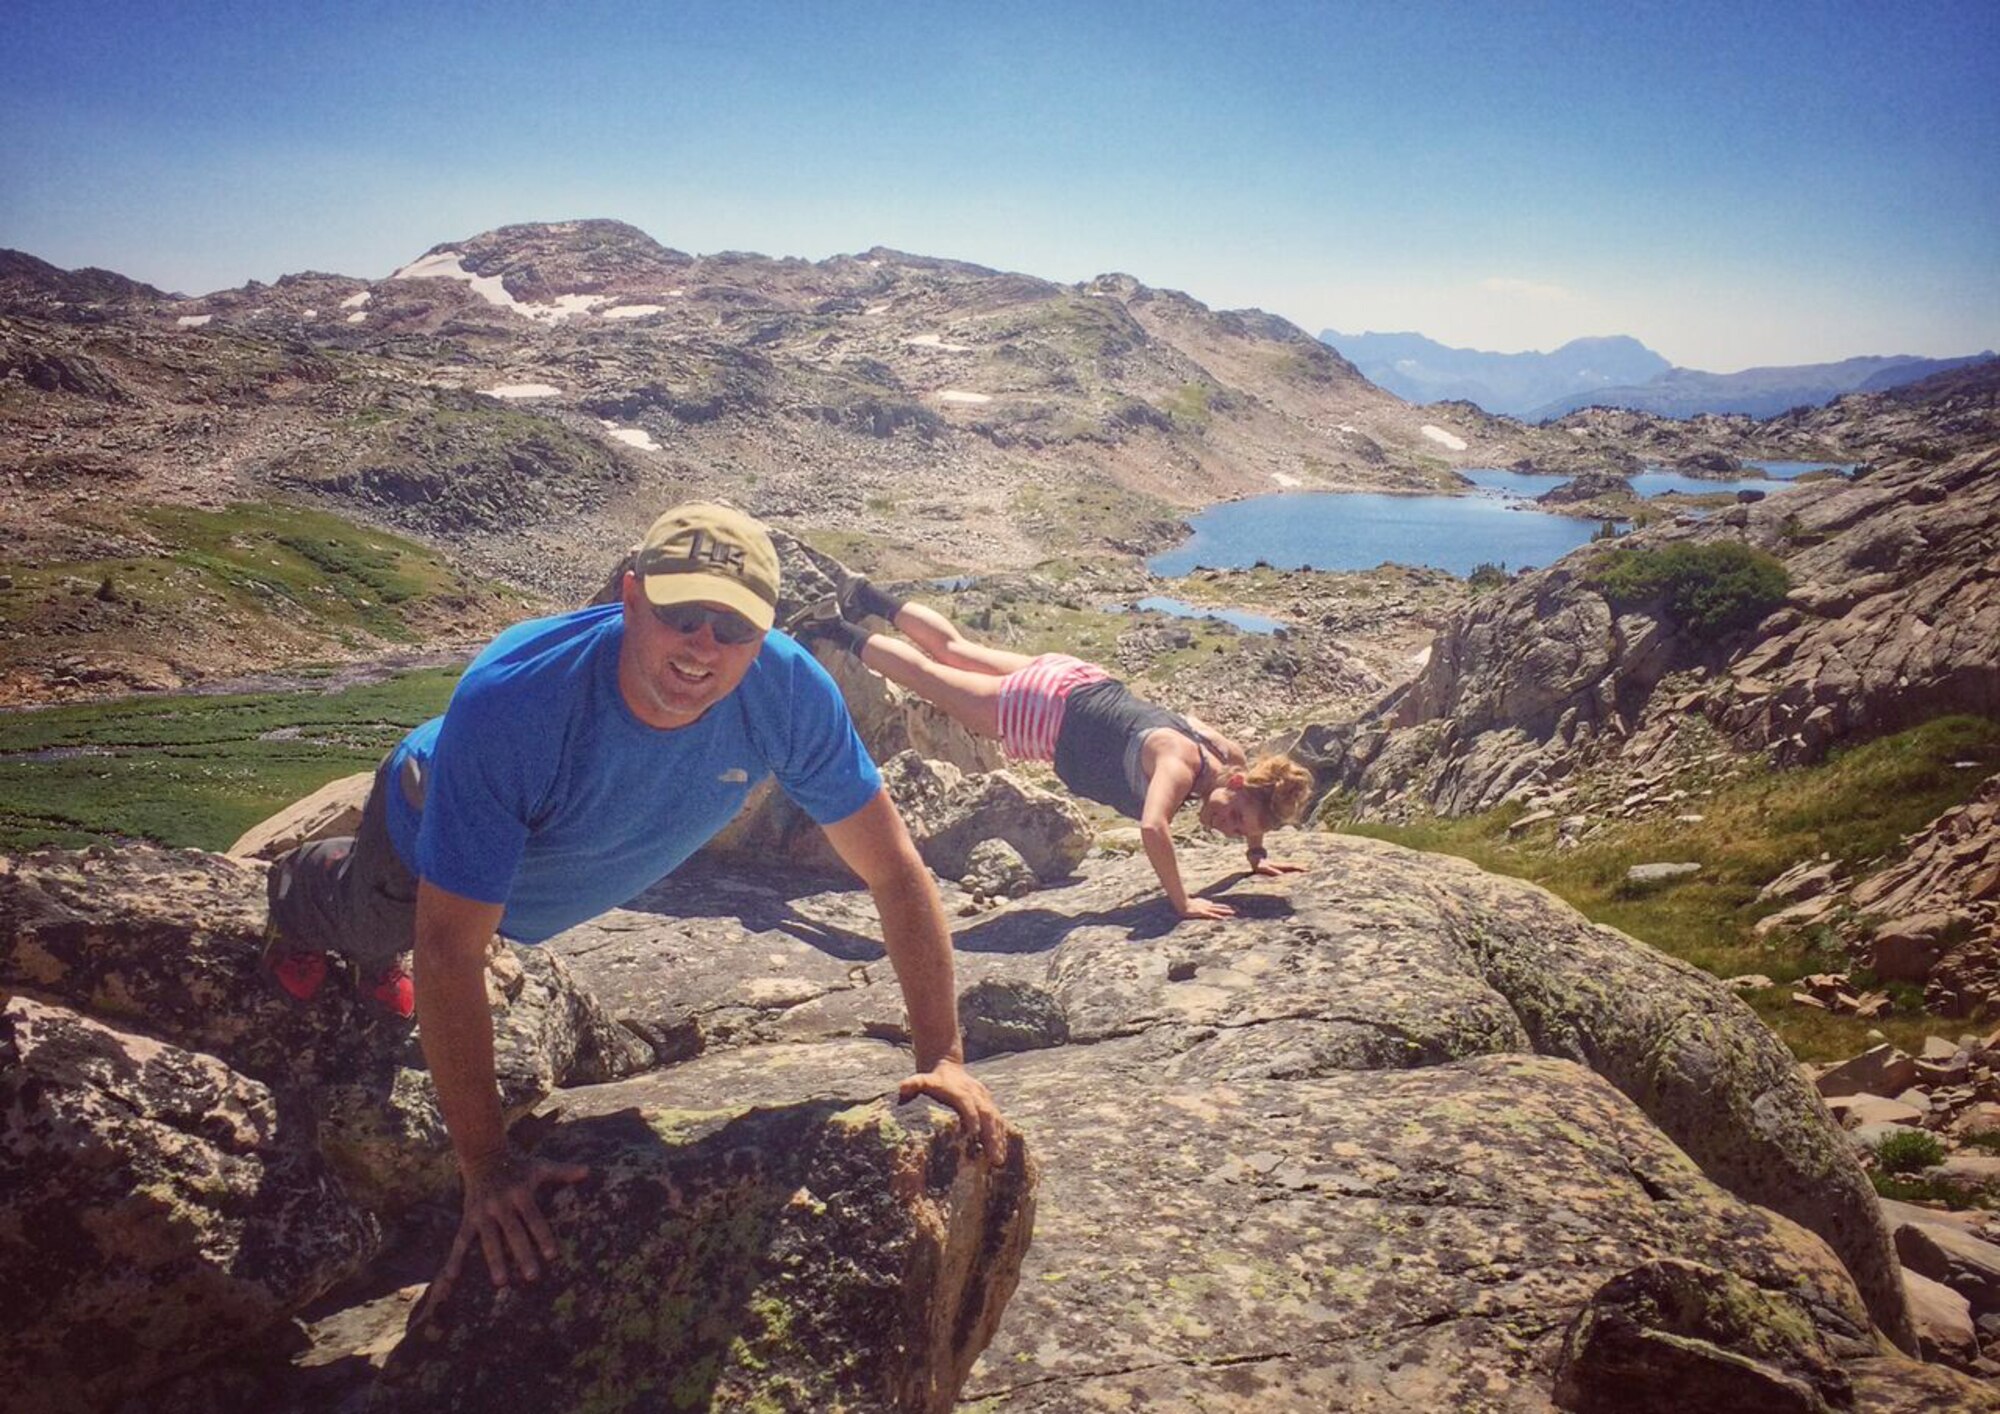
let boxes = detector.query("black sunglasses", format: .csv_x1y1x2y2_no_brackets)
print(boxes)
649,602,763,645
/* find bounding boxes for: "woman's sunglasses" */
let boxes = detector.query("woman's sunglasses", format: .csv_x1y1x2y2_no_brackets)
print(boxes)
650,602,763,645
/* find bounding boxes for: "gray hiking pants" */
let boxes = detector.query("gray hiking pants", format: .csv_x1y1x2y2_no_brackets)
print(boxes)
266,756,422,973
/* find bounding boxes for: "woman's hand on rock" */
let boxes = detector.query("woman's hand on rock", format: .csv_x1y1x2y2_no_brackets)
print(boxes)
1178,897,1236,920
1252,857,1308,877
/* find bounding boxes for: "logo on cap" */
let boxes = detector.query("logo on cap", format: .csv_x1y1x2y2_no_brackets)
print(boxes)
663,530,747,573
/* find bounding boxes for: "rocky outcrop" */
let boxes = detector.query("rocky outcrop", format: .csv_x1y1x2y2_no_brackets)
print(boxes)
529,831,1967,1407
1747,774,2000,1017
1715,452,2000,764
875,751,1091,884
1676,450,1746,477
0,840,1041,1412
372,1098,1035,1413
12,822,1987,1408
1535,469,1634,505
700,747,1089,889
1297,447,2000,819
0,846,651,1215
1862,774,2000,1016
1,996,379,1414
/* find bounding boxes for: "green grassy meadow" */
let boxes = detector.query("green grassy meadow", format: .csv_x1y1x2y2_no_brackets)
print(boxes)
0,668,461,852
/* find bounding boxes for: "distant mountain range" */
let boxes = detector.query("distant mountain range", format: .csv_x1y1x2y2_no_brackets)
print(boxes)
1317,332,1670,419
1320,327,1996,421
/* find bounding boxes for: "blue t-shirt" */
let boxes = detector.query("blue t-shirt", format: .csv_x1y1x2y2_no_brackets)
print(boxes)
383,604,882,943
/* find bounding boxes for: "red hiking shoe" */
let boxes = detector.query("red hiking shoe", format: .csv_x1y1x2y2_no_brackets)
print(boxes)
361,959,416,1022
260,920,329,1004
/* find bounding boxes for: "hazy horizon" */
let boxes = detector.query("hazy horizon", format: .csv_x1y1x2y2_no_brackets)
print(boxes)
6,0,1995,371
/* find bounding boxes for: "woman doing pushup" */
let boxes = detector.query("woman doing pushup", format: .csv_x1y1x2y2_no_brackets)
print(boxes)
796,575,1312,919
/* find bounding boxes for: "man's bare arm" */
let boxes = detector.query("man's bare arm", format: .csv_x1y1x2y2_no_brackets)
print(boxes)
820,788,1006,1164
413,881,587,1314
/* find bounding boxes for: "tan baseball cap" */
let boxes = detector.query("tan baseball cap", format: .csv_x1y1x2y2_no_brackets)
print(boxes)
630,503,780,631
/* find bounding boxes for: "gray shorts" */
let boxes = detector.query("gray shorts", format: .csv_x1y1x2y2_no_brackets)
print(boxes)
266,756,422,973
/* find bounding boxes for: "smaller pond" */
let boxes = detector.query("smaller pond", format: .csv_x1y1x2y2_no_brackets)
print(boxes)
1459,467,1811,500
1744,459,1856,478
1130,596,1284,635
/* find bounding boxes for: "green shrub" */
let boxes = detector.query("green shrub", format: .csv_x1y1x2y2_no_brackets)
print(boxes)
1870,1172,1979,1207
1586,541,1789,640
1467,562,1509,590
1874,1129,1945,1174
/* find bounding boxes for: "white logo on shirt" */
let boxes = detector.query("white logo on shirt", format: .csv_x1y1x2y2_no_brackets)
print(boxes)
717,768,749,783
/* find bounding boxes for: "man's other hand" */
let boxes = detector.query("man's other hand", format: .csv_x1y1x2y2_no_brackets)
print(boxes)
419,1145,590,1323
898,1057,1009,1168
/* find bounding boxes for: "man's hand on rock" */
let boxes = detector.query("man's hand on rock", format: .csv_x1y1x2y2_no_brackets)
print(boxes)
899,1057,1008,1168
420,1145,590,1322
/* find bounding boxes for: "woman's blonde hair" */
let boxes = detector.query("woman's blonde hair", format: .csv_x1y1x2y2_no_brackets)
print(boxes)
1244,755,1313,827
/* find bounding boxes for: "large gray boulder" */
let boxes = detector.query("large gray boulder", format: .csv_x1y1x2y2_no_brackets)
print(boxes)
371,1097,1036,1413
702,749,1092,888
0,846,652,1212
0,996,379,1414
18,825,1987,1410
529,832,1972,1407
877,750,1092,884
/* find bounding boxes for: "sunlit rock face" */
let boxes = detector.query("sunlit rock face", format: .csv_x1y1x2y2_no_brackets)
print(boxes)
8,825,1994,1410
539,831,1990,1410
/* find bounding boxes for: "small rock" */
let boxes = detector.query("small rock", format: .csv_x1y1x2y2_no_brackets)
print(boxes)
956,978,1068,1061
1625,862,1702,886
1919,1057,1973,1088
961,838,1037,900
1825,1094,1926,1129
1722,974,1774,991
1905,1267,1980,1369
1895,1217,2000,1315
1927,1155,2000,1198
1816,1045,1919,1099
1958,1102,2000,1136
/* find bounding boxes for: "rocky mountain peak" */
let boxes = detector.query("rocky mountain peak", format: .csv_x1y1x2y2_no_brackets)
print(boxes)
0,250,171,309
399,218,695,304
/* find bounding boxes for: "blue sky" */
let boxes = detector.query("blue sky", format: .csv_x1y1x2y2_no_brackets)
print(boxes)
6,0,1995,371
